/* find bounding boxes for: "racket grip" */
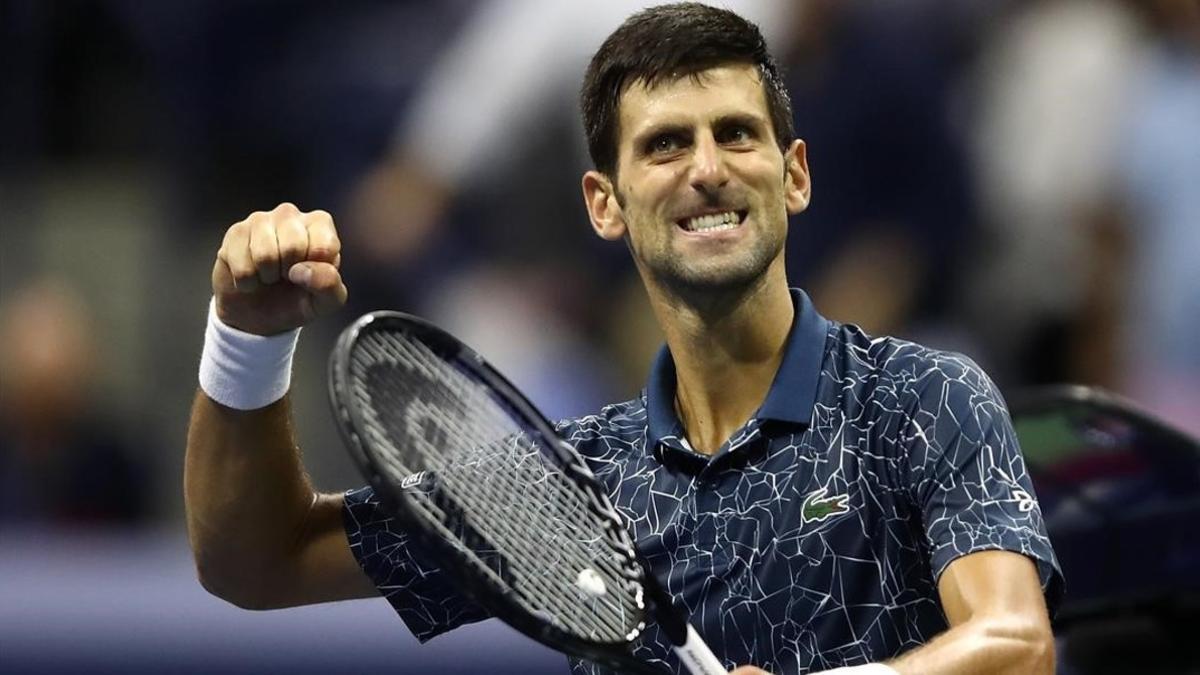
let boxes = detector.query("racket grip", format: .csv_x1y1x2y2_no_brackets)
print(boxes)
673,623,728,675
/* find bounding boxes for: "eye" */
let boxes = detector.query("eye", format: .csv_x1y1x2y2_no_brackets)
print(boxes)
717,124,753,145
647,133,686,155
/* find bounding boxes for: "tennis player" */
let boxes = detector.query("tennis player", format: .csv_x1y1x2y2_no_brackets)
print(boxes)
187,4,1061,674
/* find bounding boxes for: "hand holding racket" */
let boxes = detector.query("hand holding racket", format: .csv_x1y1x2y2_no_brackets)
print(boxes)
328,311,729,675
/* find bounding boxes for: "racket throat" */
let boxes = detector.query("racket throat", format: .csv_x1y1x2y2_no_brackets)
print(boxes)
672,624,728,675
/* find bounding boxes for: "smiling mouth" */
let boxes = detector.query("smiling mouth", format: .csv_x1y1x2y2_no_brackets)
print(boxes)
676,210,748,233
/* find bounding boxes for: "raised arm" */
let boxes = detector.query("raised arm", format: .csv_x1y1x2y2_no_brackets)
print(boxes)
185,202,375,609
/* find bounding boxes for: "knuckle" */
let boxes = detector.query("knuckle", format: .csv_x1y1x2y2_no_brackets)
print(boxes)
249,215,274,235
307,211,339,236
223,221,247,243
275,201,300,215
241,228,263,248
283,216,310,239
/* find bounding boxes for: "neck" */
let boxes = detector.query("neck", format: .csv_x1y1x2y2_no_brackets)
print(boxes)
644,261,794,455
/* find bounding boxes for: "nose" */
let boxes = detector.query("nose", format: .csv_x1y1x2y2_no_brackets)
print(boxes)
688,133,729,197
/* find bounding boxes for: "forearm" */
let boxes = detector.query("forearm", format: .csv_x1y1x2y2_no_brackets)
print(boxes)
888,615,1054,675
184,391,320,608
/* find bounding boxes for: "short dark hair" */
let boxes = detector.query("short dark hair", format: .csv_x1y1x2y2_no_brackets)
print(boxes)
580,2,794,177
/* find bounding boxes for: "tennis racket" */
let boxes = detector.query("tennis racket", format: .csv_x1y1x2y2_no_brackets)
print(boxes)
328,311,727,675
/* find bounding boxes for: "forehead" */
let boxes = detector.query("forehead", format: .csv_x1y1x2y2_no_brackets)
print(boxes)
616,64,770,140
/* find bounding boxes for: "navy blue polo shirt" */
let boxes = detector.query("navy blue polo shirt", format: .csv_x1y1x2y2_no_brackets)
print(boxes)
343,289,1063,674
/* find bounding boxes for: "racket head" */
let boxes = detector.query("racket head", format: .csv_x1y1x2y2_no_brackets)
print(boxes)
329,311,659,673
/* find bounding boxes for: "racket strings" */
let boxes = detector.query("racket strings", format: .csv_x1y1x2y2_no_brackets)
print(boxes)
349,330,642,643
447,437,633,638
361,366,630,640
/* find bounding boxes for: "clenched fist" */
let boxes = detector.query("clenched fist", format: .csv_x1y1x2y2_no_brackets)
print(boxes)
212,202,348,336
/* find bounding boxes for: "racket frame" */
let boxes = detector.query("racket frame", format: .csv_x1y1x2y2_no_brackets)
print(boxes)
329,311,668,674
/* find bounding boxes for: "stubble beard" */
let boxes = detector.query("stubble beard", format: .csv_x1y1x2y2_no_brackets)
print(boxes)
632,213,785,304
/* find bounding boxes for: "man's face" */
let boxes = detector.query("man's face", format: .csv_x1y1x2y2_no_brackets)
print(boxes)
586,64,809,297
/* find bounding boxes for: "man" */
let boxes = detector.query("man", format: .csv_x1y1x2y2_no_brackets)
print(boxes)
186,4,1061,674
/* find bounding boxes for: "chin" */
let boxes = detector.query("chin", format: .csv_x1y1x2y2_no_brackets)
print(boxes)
659,257,771,298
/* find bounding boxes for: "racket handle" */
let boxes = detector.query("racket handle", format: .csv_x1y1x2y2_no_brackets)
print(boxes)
673,623,728,675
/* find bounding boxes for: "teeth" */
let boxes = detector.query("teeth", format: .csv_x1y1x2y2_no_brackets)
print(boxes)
684,211,740,232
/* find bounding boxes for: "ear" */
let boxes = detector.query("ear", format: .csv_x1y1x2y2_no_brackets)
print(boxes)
783,139,811,215
581,170,627,241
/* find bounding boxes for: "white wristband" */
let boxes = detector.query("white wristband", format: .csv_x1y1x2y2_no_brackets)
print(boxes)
198,298,301,410
816,665,898,674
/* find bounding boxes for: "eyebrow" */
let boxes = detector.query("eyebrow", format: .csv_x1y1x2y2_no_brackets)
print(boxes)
713,112,769,133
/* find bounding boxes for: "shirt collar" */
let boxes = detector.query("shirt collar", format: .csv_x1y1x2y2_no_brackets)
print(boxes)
645,288,831,446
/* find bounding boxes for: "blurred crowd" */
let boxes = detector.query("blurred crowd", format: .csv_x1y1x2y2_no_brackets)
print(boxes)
1,0,1197,528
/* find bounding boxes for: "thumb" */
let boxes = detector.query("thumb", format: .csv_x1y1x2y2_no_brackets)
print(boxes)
288,262,348,318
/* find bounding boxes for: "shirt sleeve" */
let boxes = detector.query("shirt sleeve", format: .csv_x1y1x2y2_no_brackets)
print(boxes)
342,485,489,640
902,352,1065,616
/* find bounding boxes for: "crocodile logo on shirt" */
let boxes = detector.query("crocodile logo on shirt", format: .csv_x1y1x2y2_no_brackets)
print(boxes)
801,487,851,524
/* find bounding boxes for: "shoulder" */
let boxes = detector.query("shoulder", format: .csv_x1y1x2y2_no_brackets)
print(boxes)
553,396,648,456
827,323,1008,424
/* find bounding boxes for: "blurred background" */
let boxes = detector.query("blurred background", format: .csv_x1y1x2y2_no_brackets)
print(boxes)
1,0,1197,673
